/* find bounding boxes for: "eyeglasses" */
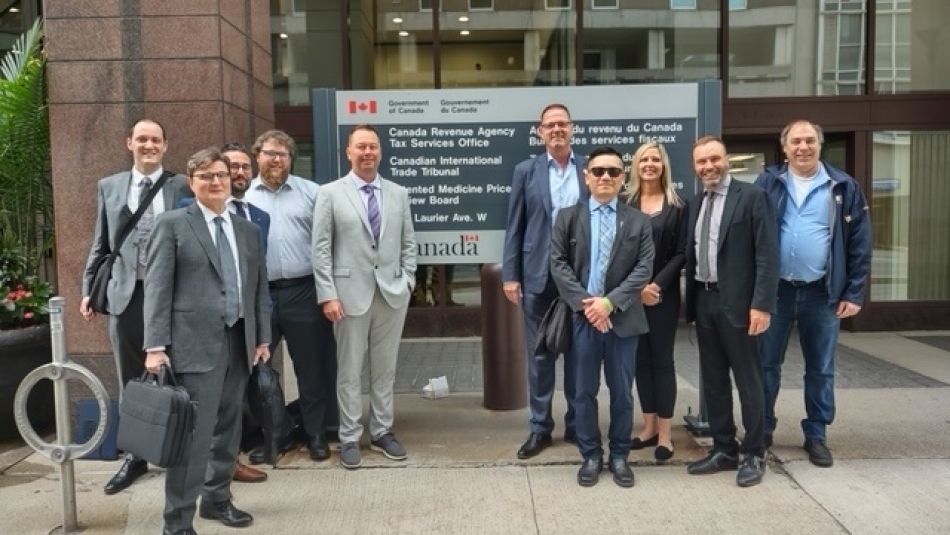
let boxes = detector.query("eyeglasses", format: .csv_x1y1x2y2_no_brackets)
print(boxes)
193,171,231,182
229,163,252,172
589,167,624,179
540,121,572,130
261,149,290,160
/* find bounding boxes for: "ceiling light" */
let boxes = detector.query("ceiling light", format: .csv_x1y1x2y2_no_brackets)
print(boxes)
728,154,756,162
9,7,20,13
393,17,403,23
399,31,410,37
460,30,470,36
458,16,469,22
279,33,288,39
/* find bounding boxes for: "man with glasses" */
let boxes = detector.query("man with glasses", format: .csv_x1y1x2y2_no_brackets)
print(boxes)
244,130,337,464
550,146,654,487
503,103,587,459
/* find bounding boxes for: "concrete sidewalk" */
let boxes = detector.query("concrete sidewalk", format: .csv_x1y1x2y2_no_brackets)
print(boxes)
1,331,949,534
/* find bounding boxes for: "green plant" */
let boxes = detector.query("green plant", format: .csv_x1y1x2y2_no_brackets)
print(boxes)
0,243,52,328
0,19,52,289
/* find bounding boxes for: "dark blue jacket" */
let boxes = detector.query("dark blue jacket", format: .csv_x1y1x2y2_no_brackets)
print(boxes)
754,161,871,306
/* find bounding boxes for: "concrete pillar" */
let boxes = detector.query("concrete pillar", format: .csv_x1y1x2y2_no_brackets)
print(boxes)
44,0,275,369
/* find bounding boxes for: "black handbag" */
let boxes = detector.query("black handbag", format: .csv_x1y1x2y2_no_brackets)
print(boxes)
116,364,195,468
247,361,290,467
534,298,573,358
88,171,171,314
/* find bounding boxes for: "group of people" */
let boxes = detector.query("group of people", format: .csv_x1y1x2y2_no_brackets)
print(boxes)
503,104,871,489
78,106,870,533
81,121,416,535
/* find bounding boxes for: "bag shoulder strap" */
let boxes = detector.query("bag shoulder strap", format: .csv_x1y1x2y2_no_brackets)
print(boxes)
111,170,174,257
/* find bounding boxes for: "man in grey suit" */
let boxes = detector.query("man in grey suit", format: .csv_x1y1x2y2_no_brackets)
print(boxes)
79,118,190,494
503,103,586,459
313,124,416,470
550,146,655,488
143,148,271,535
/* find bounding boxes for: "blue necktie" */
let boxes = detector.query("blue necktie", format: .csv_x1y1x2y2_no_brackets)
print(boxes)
232,200,248,220
363,184,380,242
214,216,240,327
592,204,614,296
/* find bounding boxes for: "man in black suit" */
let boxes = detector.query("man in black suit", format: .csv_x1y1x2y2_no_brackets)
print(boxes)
143,148,271,534
550,146,654,488
684,136,778,488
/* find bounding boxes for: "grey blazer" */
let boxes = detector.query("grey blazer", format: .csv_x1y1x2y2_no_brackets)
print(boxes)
550,201,655,338
312,176,417,316
81,170,190,315
142,203,271,372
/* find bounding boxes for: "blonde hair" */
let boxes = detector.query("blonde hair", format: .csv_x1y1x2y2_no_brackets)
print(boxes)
626,142,682,207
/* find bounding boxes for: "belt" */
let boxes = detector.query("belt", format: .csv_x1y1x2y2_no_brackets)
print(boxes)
695,280,718,291
268,275,313,289
782,279,822,288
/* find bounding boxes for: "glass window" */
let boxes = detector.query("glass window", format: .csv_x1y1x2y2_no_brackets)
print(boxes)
671,0,697,10
729,0,748,10
729,1,867,98
0,2,25,58
469,0,493,10
272,1,348,104
583,0,719,85
436,2,577,88
546,0,571,10
871,131,950,301
875,1,946,93
591,0,619,9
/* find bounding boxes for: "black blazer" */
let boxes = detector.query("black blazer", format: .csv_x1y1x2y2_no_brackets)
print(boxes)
627,194,688,294
684,178,778,328
550,201,655,338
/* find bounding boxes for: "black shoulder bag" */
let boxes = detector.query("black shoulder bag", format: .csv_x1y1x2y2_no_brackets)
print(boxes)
88,171,171,314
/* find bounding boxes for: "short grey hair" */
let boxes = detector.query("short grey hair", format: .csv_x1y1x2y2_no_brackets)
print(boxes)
780,120,824,146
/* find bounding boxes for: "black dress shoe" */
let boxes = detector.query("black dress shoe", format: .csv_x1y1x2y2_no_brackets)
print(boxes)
162,528,198,535
563,429,577,444
199,499,253,528
577,457,603,487
686,450,739,475
654,442,674,462
517,433,553,459
308,435,330,461
103,455,148,495
248,435,297,465
737,455,765,487
803,438,834,467
630,434,658,450
608,457,634,488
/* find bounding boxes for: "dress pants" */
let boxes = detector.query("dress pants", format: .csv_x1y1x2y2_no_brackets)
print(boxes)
334,288,409,443
570,316,637,460
108,281,146,397
521,279,575,436
635,290,680,418
758,280,839,440
694,287,765,457
268,277,338,439
164,321,248,532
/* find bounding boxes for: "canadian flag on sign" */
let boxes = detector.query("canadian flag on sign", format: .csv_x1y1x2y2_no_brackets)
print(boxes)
348,100,377,114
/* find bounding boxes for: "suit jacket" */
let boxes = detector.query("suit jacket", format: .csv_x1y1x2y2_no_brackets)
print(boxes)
142,203,271,372
684,178,779,328
502,153,586,294
178,196,270,255
550,201,655,338
312,176,417,316
81,170,190,315
627,194,689,295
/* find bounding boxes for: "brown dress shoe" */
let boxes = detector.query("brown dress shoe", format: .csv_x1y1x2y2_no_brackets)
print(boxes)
233,461,267,483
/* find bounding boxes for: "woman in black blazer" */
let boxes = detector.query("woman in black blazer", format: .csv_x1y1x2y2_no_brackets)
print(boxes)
624,142,688,462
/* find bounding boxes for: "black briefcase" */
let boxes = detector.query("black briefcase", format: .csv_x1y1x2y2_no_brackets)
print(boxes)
116,365,195,468
247,361,290,467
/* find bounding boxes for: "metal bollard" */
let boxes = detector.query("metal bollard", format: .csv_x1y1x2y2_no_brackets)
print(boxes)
480,264,527,410
14,297,112,534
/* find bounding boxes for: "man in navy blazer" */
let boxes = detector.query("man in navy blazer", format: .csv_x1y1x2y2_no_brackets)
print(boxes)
503,103,587,459
550,146,655,487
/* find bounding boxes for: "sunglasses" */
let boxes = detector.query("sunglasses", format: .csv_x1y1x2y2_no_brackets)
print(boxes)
589,167,624,179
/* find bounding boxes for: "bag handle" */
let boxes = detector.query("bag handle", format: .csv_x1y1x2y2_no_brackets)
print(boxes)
140,362,178,387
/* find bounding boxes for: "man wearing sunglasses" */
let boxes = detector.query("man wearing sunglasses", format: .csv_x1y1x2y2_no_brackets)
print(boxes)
550,146,655,487
503,103,588,459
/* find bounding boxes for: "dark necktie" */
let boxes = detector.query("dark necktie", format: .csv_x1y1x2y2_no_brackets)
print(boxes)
232,200,248,219
214,216,240,327
135,177,154,278
362,184,381,242
698,191,716,282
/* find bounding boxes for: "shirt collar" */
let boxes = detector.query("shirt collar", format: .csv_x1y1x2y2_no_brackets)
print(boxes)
348,171,381,190
132,166,163,186
588,196,618,212
251,174,294,192
546,151,576,168
195,199,231,223
705,173,731,195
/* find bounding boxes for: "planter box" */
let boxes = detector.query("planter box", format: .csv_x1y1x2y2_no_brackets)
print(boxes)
0,324,54,440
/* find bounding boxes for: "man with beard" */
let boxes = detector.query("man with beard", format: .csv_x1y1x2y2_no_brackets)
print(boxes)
80,118,190,495
244,130,337,463
684,135,777,488
503,103,586,459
